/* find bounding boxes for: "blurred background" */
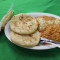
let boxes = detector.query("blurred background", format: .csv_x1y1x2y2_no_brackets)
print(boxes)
0,0,60,20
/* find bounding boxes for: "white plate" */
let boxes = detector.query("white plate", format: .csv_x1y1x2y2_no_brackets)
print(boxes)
4,12,60,50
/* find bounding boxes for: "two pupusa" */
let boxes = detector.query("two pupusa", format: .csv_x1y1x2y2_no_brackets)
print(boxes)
10,13,41,47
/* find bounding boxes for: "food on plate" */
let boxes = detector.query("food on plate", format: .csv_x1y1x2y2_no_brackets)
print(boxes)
9,13,60,47
10,13,38,34
35,16,60,32
10,31,41,47
1,10,14,29
41,26,60,41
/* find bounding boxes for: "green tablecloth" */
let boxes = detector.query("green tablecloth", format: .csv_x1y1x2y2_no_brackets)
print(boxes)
0,0,60,60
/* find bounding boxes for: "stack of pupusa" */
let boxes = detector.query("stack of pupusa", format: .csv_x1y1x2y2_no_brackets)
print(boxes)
10,13,41,47
35,16,60,41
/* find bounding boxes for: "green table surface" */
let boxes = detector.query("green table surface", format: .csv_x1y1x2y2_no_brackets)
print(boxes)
0,0,60,60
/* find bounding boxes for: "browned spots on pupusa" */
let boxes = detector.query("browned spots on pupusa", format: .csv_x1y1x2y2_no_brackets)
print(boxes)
27,24,32,28
35,16,56,21
14,21,18,27
19,14,35,23
42,16,56,21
